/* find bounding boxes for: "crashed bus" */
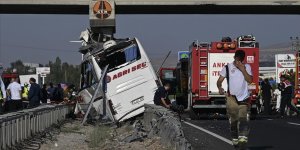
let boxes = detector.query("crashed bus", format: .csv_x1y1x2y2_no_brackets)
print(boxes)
78,38,159,122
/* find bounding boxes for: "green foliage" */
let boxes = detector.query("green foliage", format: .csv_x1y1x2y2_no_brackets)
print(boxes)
45,57,81,87
88,125,112,148
7,57,81,88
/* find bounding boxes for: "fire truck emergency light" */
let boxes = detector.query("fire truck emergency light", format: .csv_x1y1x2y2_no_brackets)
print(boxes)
216,43,236,50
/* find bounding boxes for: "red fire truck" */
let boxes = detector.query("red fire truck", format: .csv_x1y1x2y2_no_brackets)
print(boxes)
188,35,259,116
1,73,19,87
294,52,300,108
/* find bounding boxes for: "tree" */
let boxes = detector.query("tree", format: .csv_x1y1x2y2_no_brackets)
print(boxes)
45,57,80,88
11,60,25,74
8,57,81,88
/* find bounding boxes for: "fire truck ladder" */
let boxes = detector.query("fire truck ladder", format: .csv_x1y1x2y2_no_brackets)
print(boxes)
199,42,209,98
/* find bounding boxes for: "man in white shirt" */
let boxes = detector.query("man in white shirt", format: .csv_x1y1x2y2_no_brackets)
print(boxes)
6,78,22,112
217,50,253,148
0,77,7,114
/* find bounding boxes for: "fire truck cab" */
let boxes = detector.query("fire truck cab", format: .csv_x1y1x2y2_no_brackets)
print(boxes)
188,35,259,115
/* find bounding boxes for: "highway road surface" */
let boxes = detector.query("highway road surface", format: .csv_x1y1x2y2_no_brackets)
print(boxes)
182,116,300,150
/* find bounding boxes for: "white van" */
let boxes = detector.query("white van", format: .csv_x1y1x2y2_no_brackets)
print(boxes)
79,38,159,122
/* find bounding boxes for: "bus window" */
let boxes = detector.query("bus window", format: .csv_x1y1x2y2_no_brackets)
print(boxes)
97,44,141,72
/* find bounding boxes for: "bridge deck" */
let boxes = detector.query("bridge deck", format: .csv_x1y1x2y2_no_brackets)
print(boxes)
1,0,300,14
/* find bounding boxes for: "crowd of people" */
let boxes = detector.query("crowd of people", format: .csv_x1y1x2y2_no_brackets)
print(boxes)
0,76,76,114
259,75,300,117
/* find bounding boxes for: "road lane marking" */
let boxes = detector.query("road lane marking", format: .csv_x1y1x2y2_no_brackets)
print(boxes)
183,121,233,145
287,122,300,126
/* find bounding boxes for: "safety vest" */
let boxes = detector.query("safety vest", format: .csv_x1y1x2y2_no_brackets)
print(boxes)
22,86,29,99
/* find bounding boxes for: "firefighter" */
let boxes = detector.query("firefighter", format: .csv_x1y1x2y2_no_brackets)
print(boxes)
22,82,30,108
22,82,29,99
261,78,272,115
278,75,300,117
153,82,171,108
0,77,7,114
217,50,252,148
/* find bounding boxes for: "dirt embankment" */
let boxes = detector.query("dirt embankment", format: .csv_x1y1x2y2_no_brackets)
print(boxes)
40,120,170,150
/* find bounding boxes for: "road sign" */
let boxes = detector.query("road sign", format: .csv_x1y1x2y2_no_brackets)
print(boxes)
178,51,189,61
93,0,112,20
36,67,50,75
41,74,47,77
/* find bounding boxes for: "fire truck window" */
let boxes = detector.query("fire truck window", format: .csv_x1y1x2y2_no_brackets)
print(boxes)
162,70,176,79
98,44,141,72
239,42,256,48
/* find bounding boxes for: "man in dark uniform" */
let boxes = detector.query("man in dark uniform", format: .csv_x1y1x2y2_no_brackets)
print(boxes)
278,75,300,117
28,78,41,108
261,78,273,115
154,83,171,108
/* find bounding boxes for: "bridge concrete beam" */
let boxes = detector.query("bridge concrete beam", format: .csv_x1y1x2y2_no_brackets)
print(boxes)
1,0,300,14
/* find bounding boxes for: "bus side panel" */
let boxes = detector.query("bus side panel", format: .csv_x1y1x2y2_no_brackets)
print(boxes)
107,60,158,121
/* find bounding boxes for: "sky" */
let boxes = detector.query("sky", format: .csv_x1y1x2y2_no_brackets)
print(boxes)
0,14,300,68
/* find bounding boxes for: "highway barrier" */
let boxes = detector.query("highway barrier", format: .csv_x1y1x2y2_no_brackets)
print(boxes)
0,104,71,150
144,104,192,150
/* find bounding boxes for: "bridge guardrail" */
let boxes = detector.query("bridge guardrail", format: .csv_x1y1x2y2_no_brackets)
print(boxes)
0,104,71,150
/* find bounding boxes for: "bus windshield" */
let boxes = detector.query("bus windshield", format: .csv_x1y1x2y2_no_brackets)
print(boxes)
97,43,141,72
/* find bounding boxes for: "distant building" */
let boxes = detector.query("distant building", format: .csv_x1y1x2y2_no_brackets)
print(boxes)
23,63,39,68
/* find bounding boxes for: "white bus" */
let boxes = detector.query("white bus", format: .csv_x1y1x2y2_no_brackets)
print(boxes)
79,38,159,122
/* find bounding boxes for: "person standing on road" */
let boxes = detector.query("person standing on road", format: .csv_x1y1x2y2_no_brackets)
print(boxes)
41,84,48,103
278,75,300,117
217,50,253,147
0,77,7,114
52,84,64,102
153,83,171,108
21,82,30,108
261,78,273,115
28,78,41,108
273,87,281,113
47,82,55,101
6,78,22,112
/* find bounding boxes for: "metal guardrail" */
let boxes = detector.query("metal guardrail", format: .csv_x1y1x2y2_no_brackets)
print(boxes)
0,104,71,150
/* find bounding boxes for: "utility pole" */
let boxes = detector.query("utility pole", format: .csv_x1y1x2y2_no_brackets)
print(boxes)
290,36,300,52
290,36,300,51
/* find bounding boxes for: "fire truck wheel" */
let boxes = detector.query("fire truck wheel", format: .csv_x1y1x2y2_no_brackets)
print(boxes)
189,109,199,120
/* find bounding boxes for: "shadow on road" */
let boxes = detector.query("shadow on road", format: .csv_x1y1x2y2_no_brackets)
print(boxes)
248,146,274,150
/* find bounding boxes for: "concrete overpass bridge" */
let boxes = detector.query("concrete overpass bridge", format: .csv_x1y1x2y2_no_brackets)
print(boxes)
1,0,300,14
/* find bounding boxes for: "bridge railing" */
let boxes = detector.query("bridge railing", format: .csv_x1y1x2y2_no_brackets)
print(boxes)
0,104,71,150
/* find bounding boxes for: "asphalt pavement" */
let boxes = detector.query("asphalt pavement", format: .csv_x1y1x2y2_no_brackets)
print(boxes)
182,116,300,150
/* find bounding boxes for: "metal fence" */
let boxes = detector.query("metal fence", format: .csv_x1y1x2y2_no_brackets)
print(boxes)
0,104,71,150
